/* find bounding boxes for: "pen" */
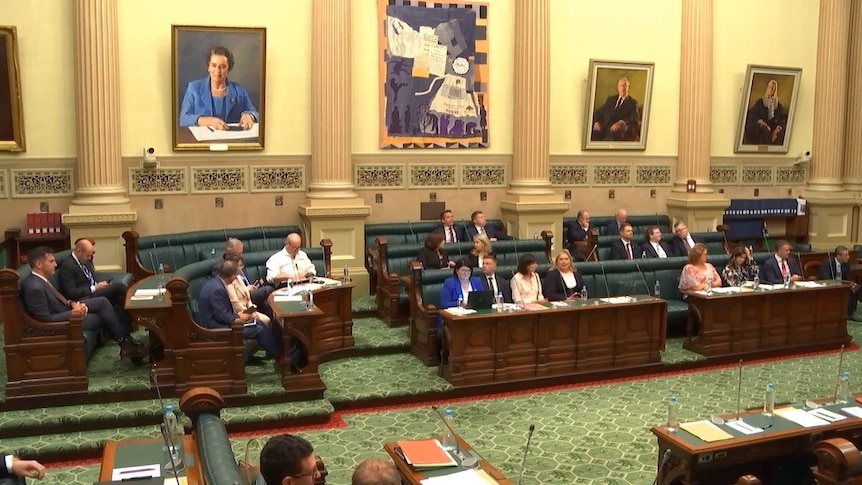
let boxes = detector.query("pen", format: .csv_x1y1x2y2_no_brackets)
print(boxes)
118,467,157,475
207,126,215,132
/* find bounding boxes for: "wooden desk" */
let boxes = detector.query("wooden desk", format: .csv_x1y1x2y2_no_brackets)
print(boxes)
441,296,667,387
384,436,512,485
269,282,355,393
99,435,203,484
651,398,862,485
684,282,851,359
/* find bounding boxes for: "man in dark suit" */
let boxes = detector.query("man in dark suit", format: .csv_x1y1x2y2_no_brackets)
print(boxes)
0,454,45,481
198,259,286,369
641,225,672,258
212,237,274,316
464,210,510,241
591,77,640,141
479,253,513,303
608,223,642,260
432,209,467,244
567,210,595,260
604,209,627,236
57,237,128,325
20,246,147,360
759,240,802,284
818,245,861,321
670,221,704,257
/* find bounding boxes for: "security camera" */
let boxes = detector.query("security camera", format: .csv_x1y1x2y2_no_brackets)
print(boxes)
793,150,811,167
141,147,158,169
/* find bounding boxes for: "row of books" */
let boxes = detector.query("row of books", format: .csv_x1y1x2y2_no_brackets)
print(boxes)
26,212,63,236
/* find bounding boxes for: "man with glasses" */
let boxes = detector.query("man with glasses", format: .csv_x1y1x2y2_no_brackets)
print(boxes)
260,434,320,485
265,233,316,285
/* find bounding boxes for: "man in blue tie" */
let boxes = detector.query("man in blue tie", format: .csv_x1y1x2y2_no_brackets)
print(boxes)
57,237,129,324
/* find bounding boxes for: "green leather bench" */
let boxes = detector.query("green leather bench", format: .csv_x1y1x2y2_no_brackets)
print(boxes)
373,233,553,325
123,225,301,282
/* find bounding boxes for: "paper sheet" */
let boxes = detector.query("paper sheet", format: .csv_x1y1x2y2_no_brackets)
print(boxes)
600,296,634,304
725,419,764,435
111,463,160,481
188,123,259,142
443,308,477,316
130,295,154,301
679,420,734,442
274,295,302,302
808,408,847,422
774,407,830,427
135,289,165,297
841,406,862,418
420,469,496,485
793,281,822,288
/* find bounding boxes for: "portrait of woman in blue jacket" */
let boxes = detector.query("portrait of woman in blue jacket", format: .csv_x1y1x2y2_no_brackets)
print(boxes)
178,45,258,130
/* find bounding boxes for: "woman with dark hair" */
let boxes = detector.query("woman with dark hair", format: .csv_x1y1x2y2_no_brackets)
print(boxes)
722,245,759,287
511,253,544,304
179,45,259,130
416,232,454,269
439,259,483,310
543,250,585,301
678,243,722,296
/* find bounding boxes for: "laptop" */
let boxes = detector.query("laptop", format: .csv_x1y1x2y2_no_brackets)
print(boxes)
465,290,495,310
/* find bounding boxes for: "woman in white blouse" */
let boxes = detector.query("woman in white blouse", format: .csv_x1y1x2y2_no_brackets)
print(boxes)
511,253,545,304
224,254,271,326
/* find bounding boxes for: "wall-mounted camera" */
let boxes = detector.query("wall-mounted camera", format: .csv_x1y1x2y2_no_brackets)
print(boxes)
141,147,158,169
793,150,811,167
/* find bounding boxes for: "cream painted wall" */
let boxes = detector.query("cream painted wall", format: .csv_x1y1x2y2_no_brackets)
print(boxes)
713,0,818,158
117,0,312,156
549,0,682,155
0,0,76,158
352,0,514,154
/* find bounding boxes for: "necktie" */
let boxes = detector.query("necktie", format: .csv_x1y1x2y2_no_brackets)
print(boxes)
487,276,496,295
80,263,95,286
448,227,455,243
478,226,484,234
615,97,623,109
655,243,666,258
684,238,692,251
44,277,69,306
626,243,632,260
781,259,788,276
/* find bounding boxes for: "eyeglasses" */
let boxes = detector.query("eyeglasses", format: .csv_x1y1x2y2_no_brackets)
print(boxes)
291,468,319,478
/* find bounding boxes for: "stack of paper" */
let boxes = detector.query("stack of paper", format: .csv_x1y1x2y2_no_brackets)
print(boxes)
420,469,498,485
397,439,457,470
679,420,734,442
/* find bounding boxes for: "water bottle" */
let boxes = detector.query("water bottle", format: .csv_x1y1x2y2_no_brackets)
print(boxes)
457,296,464,311
836,262,843,282
343,264,351,283
163,405,183,454
533,233,539,240
838,372,852,403
441,408,456,450
157,263,166,300
666,396,679,432
653,280,661,298
209,248,216,259
783,272,791,288
763,383,775,416
706,277,713,296
753,275,760,291
580,286,588,300
303,289,314,310
495,292,503,312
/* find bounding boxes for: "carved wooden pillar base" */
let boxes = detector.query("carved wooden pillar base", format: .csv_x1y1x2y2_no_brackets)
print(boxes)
299,200,371,295
499,194,569,244
665,194,729,235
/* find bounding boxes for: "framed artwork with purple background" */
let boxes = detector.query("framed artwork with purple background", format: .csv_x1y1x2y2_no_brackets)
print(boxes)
378,0,489,148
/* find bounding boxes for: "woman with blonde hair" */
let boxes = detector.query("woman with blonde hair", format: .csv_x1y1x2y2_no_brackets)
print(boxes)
678,243,722,296
543,250,585,301
467,233,493,268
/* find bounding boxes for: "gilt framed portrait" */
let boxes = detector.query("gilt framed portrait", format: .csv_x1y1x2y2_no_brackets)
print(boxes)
583,59,654,151
735,64,801,153
172,25,266,151
0,26,25,152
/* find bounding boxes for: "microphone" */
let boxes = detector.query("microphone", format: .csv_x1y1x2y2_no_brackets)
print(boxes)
407,220,416,244
795,251,804,281
430,405,477,468
517,424,536,485
585,242,598,262
150,368,184,479
635,262,650,295
600,262,611,299
828,252,835,279
148,251,158,276
717,224,730,255
729,359,744,422
167,237,178,274
762,222,771,253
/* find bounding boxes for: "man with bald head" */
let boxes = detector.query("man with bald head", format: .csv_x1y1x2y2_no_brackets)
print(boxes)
57,237,129,323
604,209,627,236
265,233,317,284
591,76,640,142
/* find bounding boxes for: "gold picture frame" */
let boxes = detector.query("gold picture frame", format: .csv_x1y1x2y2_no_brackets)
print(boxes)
172,25,266,151
583,59,654,151
0,26,25,152
734,64,801,154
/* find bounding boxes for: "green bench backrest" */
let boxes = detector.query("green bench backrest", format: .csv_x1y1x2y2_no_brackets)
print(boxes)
564,214,671,239
365,219,506,252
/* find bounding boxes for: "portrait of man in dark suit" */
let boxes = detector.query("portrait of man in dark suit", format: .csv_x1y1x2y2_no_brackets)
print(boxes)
584,60,654,150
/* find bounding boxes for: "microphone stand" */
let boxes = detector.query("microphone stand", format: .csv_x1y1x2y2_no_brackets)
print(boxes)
600,263,611,301
151,368,184,478
517,424,536,485
431,406,477,468
585,242,598,262
635,262,650,295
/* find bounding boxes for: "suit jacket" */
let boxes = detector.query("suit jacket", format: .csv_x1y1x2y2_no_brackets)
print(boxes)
567,223,591,243
480,272,513,303
542,268,585,301
818,257,850,281
759,256,802,284
20,273,72,322
608,239,642,260
57,254,96,300
592,95,639,141
439,276,483,309
641,241,673,259
670,234,704,257
0,456,10,479
416,247,451,270
432,225,467,243
178,77,259,127
464,224,510,241
198,277,238,329
604,220,622,236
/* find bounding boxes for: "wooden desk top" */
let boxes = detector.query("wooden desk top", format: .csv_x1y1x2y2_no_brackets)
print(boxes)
384,436,512,485
99,435,203,484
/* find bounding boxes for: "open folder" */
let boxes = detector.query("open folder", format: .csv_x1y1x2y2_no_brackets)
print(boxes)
396,439,457,469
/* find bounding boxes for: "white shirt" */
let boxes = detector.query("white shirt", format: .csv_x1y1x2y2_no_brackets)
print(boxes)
265,247,316,283
650,242,668,258
72,253,96,292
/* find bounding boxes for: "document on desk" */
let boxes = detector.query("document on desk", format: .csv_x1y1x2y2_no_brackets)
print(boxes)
679,420,734,442
420,469,497,485
273,294,303,302
793,281,821,288
135,288,165,297
599,296,634,304
111,463,160,480
808,408,847,422
840,406,862,418
774,407,830,427
188,123,259,142
725,419,764,435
